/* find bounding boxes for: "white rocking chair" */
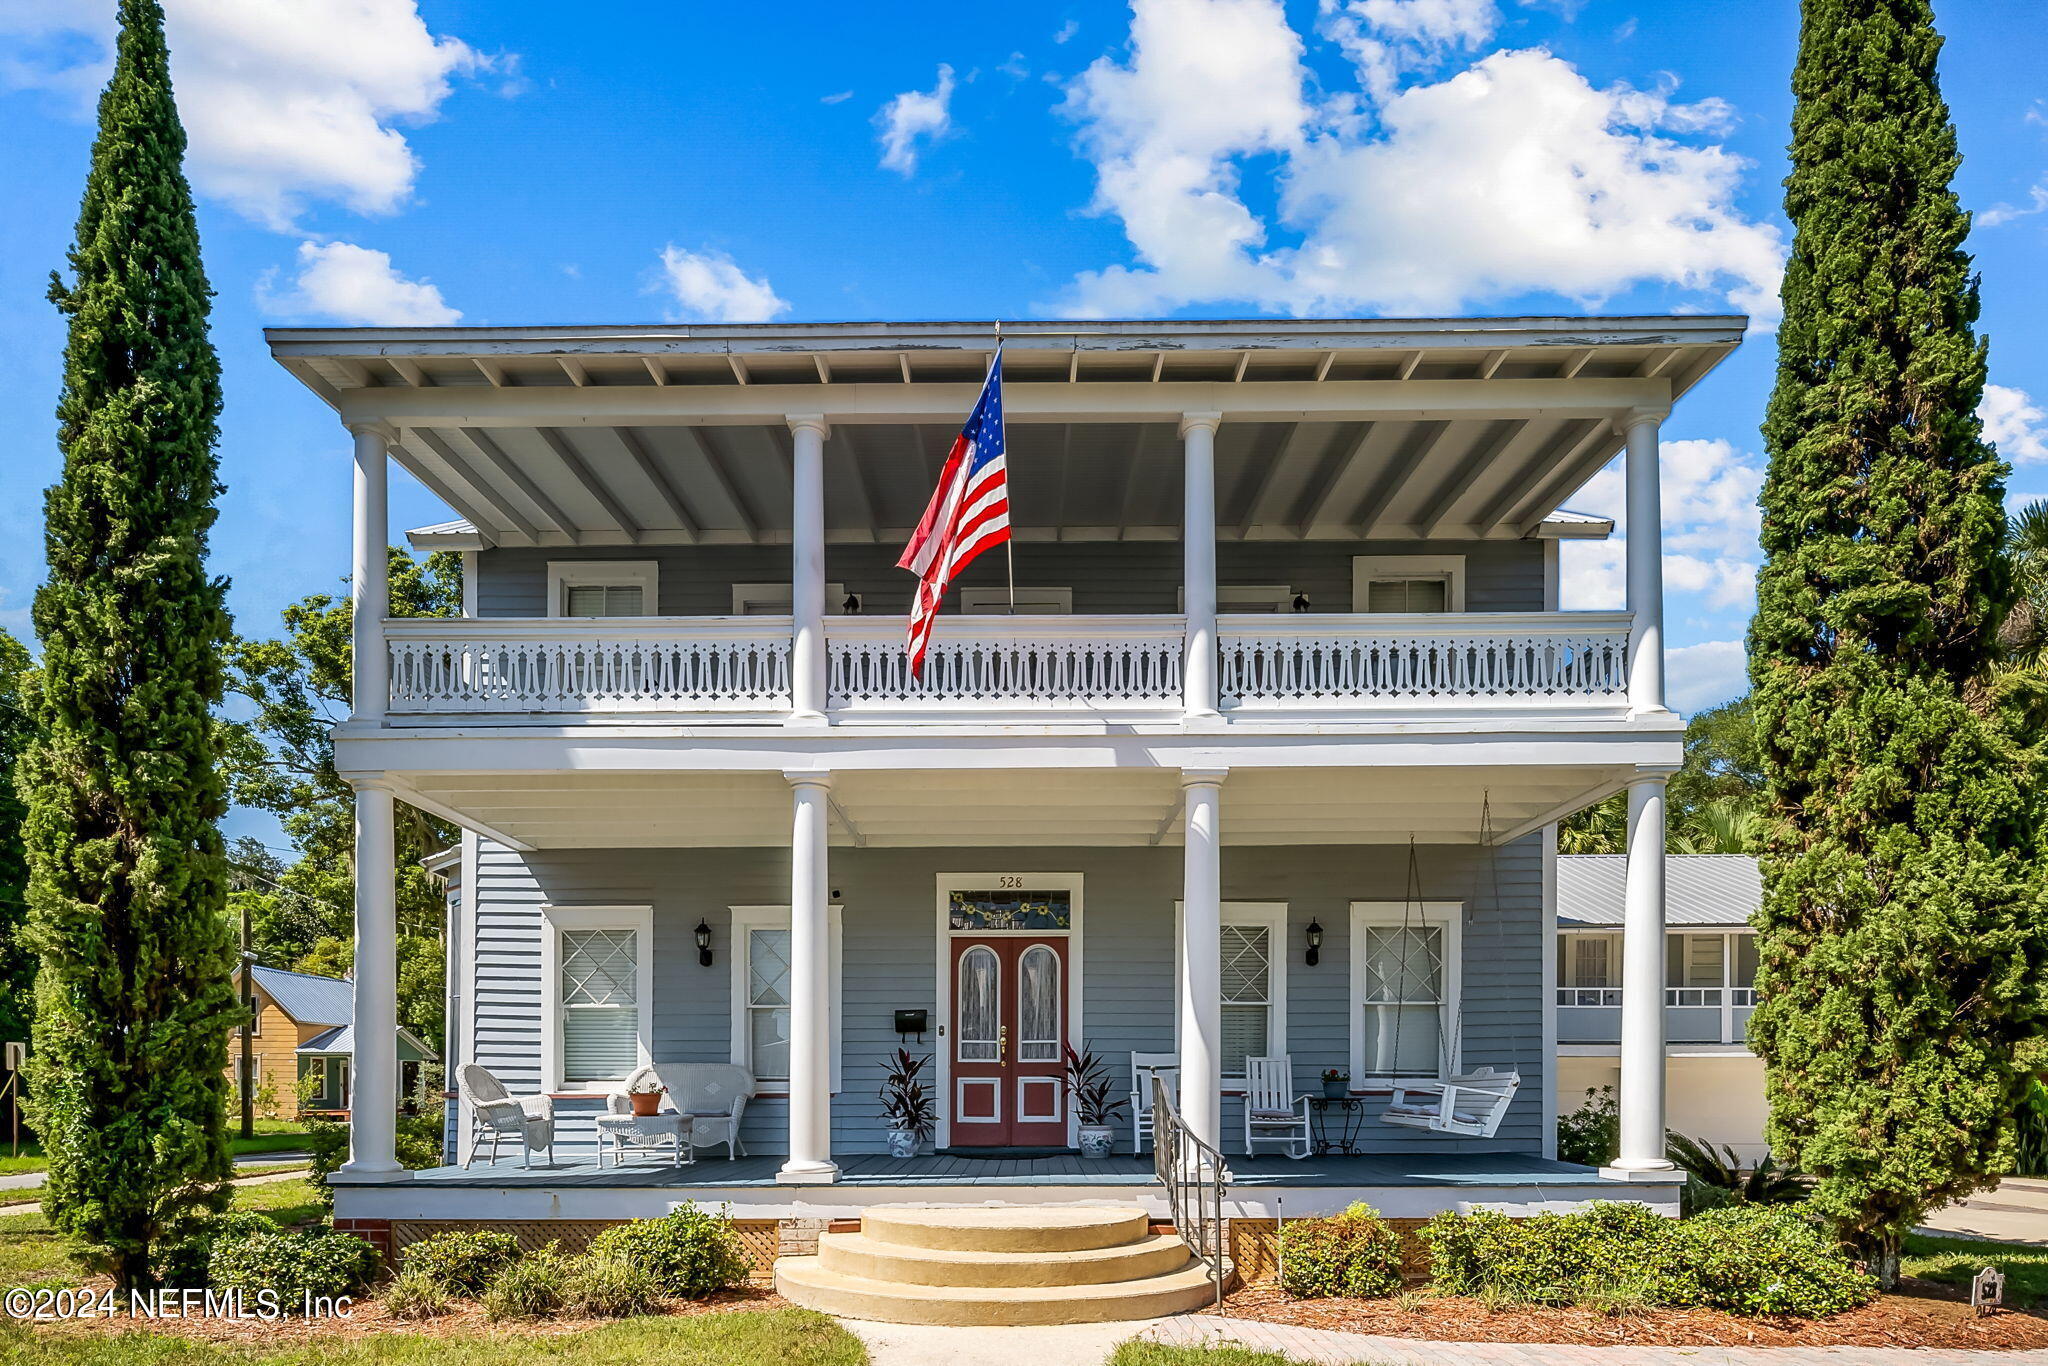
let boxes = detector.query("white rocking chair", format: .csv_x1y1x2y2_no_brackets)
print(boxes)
1130,1053,1179,1155
1381,1067,1521,1139
1241,1055,1311,1159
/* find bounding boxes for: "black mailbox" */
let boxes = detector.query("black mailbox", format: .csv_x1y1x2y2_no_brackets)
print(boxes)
894,1009,928,1036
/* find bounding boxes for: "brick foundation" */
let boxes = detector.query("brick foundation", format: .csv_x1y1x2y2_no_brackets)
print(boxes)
333,1218,394,1264
778,1218,830,1257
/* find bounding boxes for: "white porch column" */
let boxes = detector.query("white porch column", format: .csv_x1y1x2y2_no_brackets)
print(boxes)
338,781,403,1177
1623,407,1668,714
1608,771,1674,1175
789,415,830,723
1178,768,1227,1157
780,772,839,1183
1181,413,1222,720
349,424,391,720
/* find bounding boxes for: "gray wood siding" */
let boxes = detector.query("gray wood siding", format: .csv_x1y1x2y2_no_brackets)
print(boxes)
472,540,1544,617
463,837,1547,1159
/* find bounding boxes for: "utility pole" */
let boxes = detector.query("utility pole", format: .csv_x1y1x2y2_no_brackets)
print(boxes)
240,899,255,1141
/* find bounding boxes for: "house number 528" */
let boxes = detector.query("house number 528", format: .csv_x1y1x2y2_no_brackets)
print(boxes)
997,875,1024,889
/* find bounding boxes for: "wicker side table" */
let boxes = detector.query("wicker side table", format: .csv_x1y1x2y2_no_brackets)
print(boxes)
595,1112,694,1168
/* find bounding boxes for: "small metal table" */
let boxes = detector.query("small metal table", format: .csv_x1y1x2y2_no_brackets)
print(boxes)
595,1111,694,1168
1305,1095,1367,1156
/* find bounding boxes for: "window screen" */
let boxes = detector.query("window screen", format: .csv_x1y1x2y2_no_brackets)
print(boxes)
1219,924,1272,1077
1365,577,1449,613
563,584,645,617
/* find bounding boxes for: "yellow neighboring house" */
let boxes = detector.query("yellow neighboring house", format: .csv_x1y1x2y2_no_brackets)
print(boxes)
231,964,436,1118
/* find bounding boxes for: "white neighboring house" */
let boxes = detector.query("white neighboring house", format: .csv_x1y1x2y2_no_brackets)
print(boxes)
264,314,1743,1235
1557,854,1768,1162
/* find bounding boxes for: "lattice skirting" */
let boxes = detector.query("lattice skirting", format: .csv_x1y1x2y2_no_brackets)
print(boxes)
388,1218,783,1282
1228,1216,1436,1285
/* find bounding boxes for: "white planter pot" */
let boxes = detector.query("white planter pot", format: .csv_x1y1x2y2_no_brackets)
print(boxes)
886,1128,919,1158
1079,1124,1116,1158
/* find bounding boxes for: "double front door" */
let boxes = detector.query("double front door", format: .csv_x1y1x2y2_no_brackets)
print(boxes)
949,935,1069,1147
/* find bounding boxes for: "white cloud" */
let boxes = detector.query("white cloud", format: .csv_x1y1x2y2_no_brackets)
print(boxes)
1981,183,2048,227
258,240,460,324
653,246,790,323
1560,437,1764,612
1665,639,1748,713
821,89,854,105
1054,19,1081,43
875,64,957,175
1983,384,2048,464
0,0,487,229
1055,0,1783,322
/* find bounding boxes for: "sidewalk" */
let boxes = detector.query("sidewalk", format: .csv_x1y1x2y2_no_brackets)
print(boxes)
1142,1314,2048,1365
0,1157,309,1209
1919,1178,2048,1246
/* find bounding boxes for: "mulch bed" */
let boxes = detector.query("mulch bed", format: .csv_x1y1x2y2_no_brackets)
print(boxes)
1216,1279,2048,1350
26,1284,790,1344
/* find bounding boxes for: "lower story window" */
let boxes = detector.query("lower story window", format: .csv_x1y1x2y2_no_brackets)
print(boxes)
542,906,652,1092
1175,902,1288,1083
1351,901,1462,1082
730,905,844,1090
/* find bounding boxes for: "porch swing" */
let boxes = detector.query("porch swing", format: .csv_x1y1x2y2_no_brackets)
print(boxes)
1375,796,1522,1139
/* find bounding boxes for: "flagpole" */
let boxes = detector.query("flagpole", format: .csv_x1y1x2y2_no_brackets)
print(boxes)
995,319,1015,613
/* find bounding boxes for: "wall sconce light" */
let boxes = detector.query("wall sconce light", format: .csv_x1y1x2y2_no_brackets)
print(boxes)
1305,918,1324,967
1292,592,1311,613
694,920,714,968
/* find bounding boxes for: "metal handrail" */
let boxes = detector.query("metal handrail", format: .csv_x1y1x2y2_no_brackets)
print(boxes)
1152,1075,1226,1310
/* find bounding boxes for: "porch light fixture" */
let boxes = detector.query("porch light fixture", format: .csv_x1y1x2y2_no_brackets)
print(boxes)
1305,918,1324,967
694,920,713,967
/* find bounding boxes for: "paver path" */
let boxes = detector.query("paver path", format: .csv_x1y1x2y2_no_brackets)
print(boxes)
1143,1314,2048,1365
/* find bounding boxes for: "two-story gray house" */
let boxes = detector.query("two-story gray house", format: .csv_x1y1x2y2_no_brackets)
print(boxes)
271,316,1735,1261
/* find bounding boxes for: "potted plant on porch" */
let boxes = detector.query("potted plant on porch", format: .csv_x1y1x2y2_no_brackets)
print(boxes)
627,1074,668,1116
1321,1067,1350,1100
879,1048,936,1158
1064,1046,1129,1158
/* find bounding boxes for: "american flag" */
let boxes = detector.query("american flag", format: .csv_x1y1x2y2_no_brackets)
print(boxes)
897,348,1010,676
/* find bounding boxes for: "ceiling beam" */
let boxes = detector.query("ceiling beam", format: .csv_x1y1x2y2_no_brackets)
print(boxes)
1468,419,1602,534
385,432,506,545
642,357,670,386
672,424,759,538
472,358,506,387
458,426,577,539
405,427,538,541
1236,421,1316,537
831,429,883,543
1300,422,1380,535
727,354,751,385
538,428,643,543
1418,418,1529,538
389,357,428,387
559,357,589,386
827,794,868,847
1556,348,1595,379
1115,423,1157,540
1352,420,1451,536
1510,422,1626,536
1477,349,1509,379
612,426,700,541
337,376,1675,429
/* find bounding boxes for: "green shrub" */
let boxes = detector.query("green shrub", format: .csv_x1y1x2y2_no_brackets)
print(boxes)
398,1228,521,1295
1278,1202,1403,1299
157,1211,281,1288
563,1254,665,1317
382,1270,451,1320
588,1208,750,1298
305,1116,444,1209
1418,1202,1874,1319
1556,1086,1617,1167
209,1229,378,1310
482,1244,570,1321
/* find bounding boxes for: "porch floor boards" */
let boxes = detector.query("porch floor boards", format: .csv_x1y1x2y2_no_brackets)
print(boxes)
386,1150,1599,1190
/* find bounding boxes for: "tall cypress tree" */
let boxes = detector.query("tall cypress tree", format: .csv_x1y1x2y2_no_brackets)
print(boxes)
20,0,238,1286
1749,0,2048,1284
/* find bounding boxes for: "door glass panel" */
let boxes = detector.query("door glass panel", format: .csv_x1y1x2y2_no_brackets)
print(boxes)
957,946,1000,1062
949,890,1072,931
1733,935,1759,988
1018,945,1060,1062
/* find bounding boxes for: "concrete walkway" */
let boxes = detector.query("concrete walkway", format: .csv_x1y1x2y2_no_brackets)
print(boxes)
1143,1315,2048,1365
0,1163,309,1213
0,1149,308,1195
1920,1178,2048,1246
846,1317,1171,1366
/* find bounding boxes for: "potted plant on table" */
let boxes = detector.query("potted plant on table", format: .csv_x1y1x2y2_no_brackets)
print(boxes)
1064,1046,1129,1158
628,1075,668,1116
1321,1067,1350,1100
879,1048,936,1158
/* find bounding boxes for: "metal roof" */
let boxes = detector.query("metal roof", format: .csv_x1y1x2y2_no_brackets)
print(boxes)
1556,854,1761,928
295,1023,439,1063
250,965,353,1027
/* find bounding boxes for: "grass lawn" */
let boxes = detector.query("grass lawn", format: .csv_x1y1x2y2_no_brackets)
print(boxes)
0,1126,310,1176
1,1178,329,1291
1108,1343,1296,1366
0,1310,867,1366
1903,1231,2048,1308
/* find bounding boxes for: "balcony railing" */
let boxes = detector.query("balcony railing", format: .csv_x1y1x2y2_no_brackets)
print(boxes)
382,611,1632,719
1219,612,1630,710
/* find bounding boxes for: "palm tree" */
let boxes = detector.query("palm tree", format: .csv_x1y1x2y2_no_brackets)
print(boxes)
1671,797,1763,854
2001,500,2048,664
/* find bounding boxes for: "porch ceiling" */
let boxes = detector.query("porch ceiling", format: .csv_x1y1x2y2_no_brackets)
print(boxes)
399,764,1618,850
267,316,1741,547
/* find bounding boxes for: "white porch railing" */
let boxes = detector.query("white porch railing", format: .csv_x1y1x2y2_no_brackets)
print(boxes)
827,615,1184,714
385,617,792,714
1218,611,1631,710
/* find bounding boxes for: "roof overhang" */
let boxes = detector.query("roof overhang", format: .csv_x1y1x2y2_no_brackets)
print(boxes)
269,316,1738,548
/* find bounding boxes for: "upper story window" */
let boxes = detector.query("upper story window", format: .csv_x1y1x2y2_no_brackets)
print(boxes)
1554,930,1758,1007
1556,931,1621,1005
548,561,658,618
1353,556,1466,613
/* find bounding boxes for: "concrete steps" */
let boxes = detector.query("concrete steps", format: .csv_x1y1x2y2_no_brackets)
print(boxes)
775,1204,1222,1325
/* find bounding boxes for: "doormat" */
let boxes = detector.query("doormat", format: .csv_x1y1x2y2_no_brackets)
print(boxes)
934,1145,1083,1159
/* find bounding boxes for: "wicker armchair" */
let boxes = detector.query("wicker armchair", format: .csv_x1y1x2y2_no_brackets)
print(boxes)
458,1063,555,1168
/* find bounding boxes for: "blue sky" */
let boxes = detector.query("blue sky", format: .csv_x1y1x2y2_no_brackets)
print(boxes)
1,0,2045,744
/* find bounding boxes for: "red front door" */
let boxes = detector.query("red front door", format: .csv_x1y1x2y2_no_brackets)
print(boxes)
950,936,1069,1147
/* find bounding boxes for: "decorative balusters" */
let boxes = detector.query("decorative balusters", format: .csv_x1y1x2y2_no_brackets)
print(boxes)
386,623,791,713
827,618,1184,711
1217,613,1631,709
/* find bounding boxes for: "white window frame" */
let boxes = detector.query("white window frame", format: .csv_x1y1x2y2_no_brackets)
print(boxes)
1173,901,1289,1087
1555,929,1623,1006
1183,585,1295,612
539,904,653,1094
730,583,850,615
1349,900,1463,1087
961,586,1073,615
1352,555,1466,613
547,561,659,618
729,904,844,1094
